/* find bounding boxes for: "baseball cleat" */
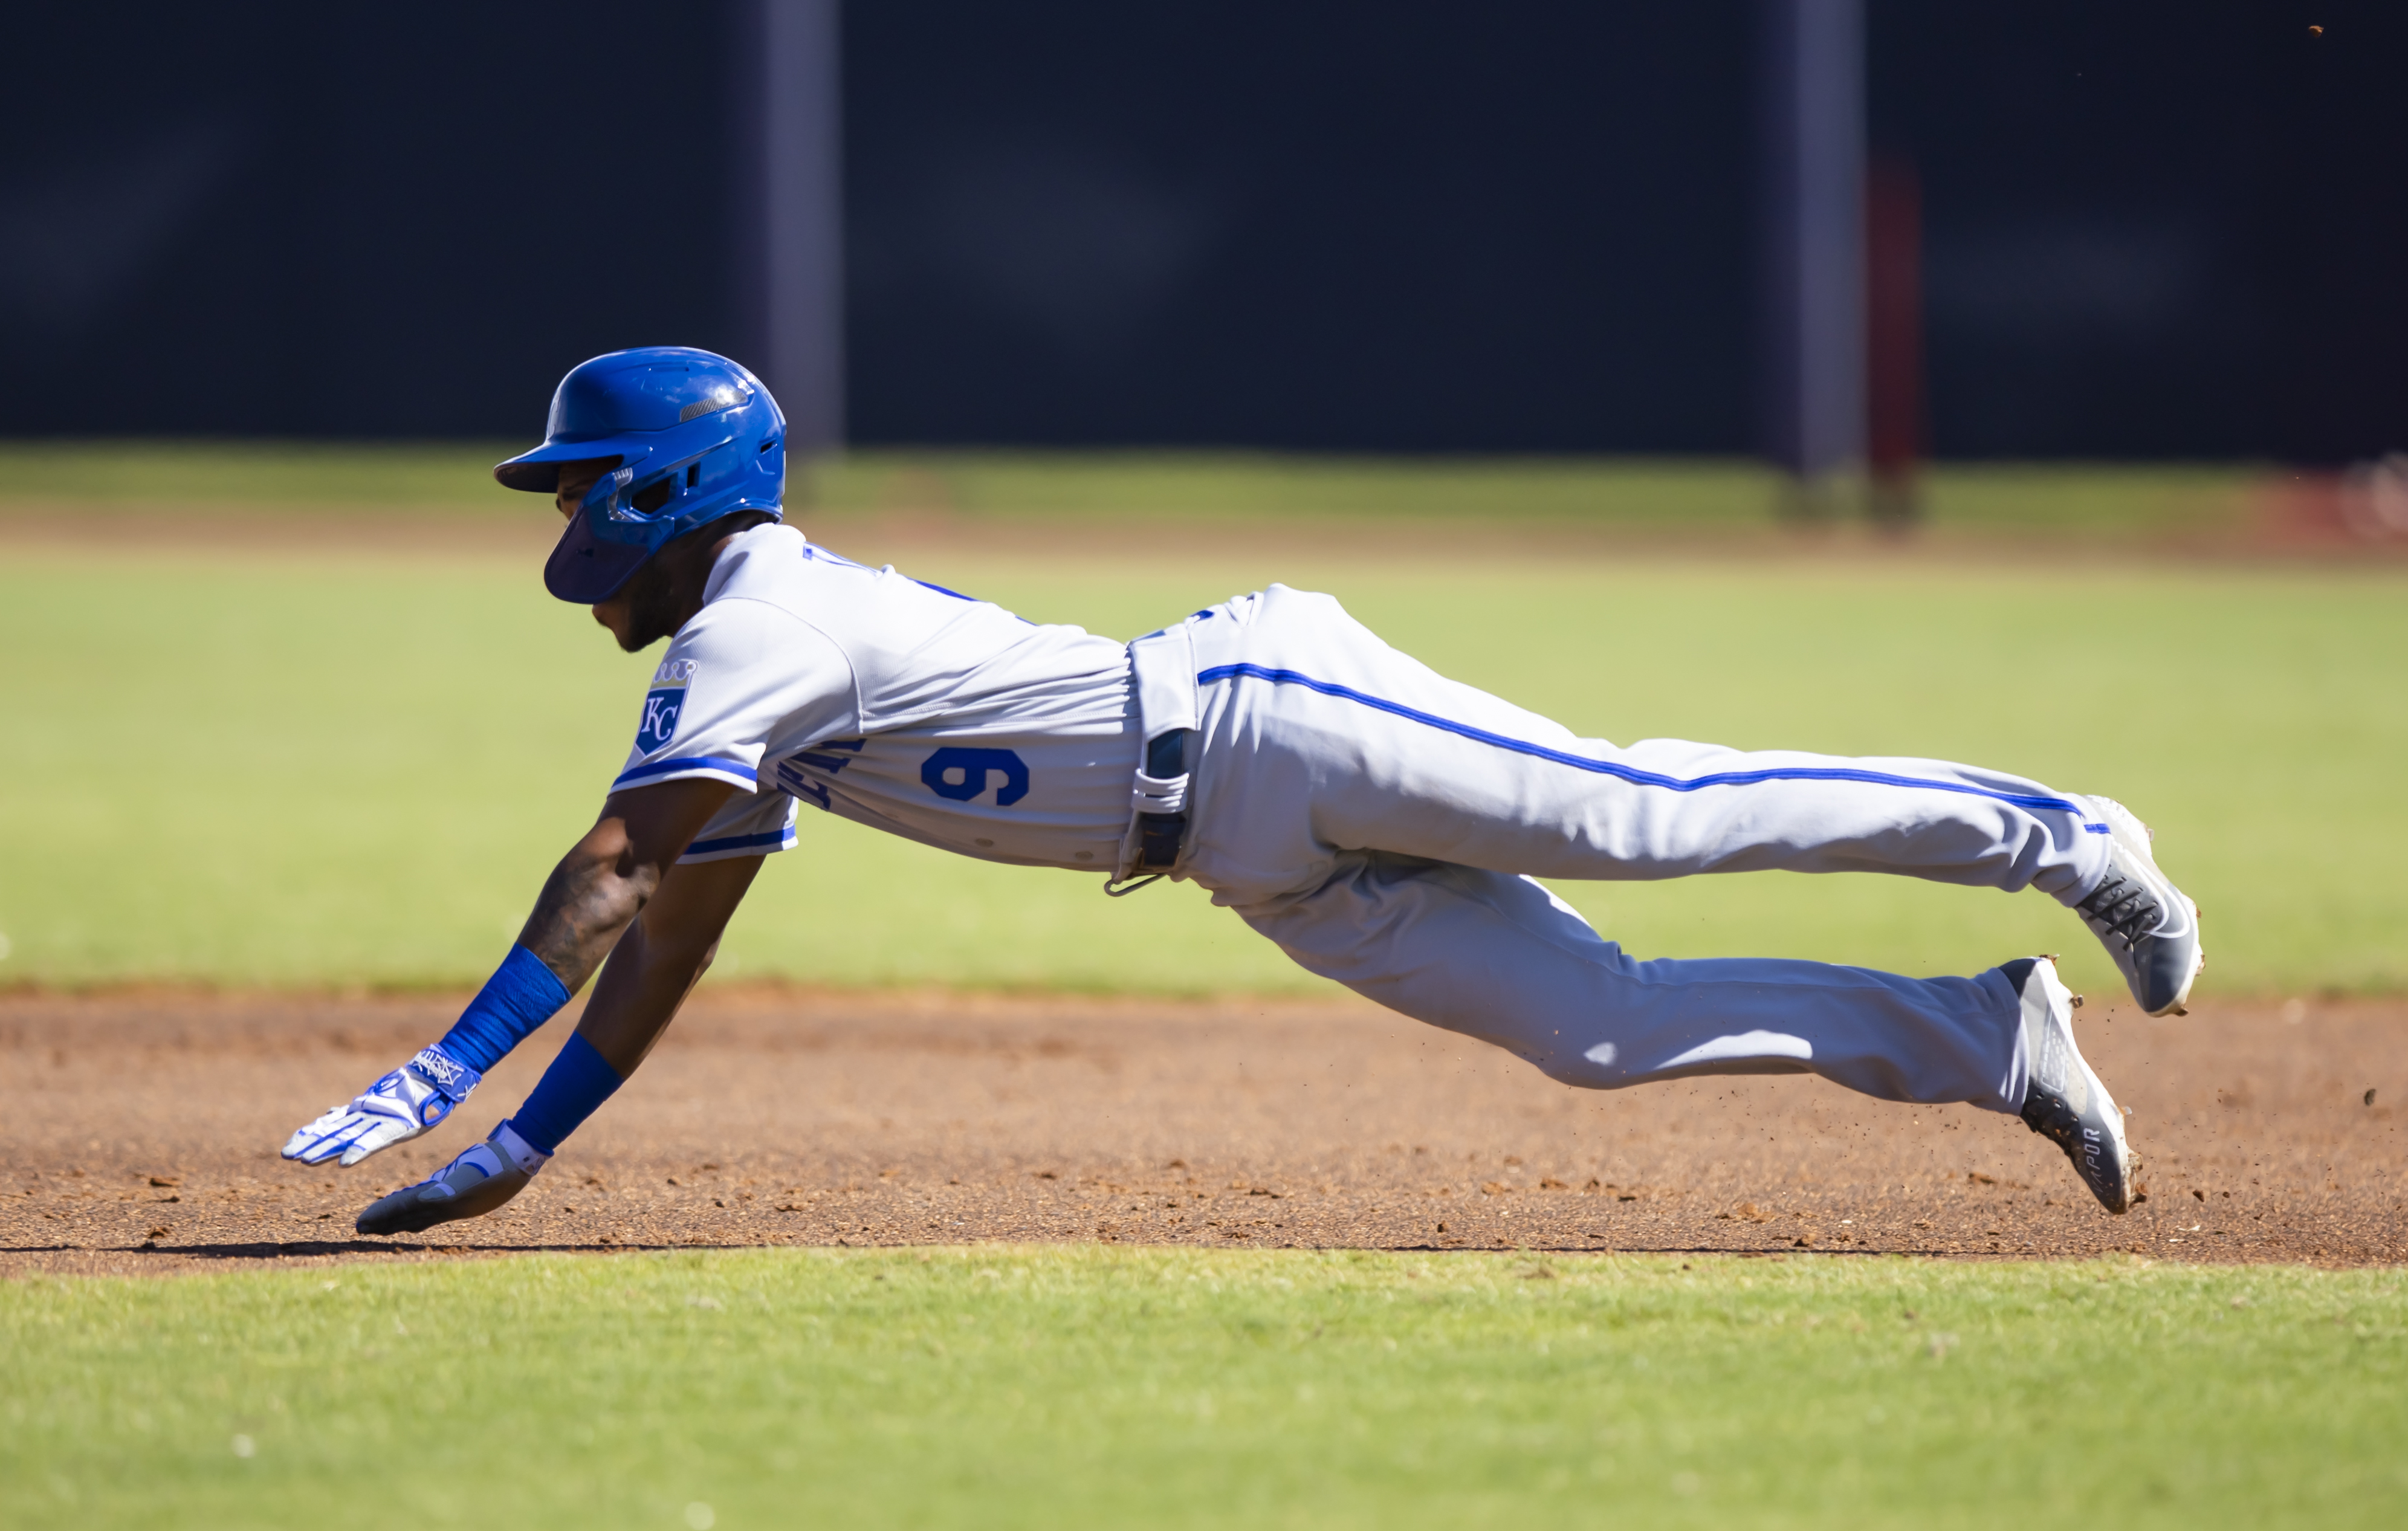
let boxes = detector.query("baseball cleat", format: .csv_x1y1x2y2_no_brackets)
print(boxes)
2005,956,2134,1215
355,1128,543,1237
2074,797,2203,1017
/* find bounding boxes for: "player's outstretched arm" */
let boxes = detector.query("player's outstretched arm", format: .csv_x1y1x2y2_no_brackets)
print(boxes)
280,778,738,1169
350,844,762,1236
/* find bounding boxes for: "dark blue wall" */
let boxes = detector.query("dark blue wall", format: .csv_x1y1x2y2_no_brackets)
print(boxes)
1872,1,2408,462
843,2,1754,453
0,4,746,438
1,1,2401,461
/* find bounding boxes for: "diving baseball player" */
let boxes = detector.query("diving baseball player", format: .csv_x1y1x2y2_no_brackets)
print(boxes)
283,347,2203,1231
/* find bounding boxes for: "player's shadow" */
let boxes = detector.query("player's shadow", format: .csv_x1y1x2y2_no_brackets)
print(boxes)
96,1236,1970,1263
124,1238,771,1261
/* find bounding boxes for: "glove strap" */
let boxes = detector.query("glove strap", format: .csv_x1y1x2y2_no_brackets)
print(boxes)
407,1044,484,1103
490,1121,551,1177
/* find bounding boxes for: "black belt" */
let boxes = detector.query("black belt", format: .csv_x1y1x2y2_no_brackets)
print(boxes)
1106,729,1193,896
1133,728,1192,872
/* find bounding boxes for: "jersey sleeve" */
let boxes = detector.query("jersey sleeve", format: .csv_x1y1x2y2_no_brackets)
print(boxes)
610,596,856,796
677,783,800,863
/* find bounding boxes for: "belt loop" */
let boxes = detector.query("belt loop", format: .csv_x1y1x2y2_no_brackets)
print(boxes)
1118,620,1204,885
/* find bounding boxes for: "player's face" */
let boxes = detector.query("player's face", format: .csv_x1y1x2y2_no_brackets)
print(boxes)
552,458,614,521
592,584,647,650
549,458,648,649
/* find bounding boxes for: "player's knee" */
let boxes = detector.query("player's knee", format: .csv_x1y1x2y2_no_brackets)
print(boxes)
1528,1043,1633,1091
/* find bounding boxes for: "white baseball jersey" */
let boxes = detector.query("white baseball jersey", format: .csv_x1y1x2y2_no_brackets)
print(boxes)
613,523,1137,870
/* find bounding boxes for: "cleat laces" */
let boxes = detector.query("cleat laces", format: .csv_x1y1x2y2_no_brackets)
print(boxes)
2074,873,2159,953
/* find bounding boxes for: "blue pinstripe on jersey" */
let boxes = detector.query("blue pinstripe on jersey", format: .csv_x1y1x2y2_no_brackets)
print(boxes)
612,754,756,789
1196,662,2106,826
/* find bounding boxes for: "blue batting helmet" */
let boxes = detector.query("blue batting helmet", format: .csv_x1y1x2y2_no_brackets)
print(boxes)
495,346,786,603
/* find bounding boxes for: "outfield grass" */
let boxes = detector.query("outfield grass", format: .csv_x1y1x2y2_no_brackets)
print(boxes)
3,1249,2401,1530
0,441,2257,534
1,545,2401,995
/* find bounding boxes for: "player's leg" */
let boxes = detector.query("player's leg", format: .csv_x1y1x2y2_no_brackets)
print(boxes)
1232,852,2133,1211
1182,586,2200,1014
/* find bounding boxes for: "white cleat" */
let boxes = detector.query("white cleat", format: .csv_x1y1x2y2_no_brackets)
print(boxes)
2075,797,2204,1017
2005,956,2134,1215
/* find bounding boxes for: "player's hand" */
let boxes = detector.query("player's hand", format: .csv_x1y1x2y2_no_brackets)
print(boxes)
355,1133,540,1237
282,1045,482,1167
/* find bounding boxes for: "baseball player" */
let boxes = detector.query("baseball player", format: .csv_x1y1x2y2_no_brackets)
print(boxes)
284,347,2202,1233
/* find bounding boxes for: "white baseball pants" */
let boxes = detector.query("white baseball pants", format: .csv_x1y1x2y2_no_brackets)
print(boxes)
1151,586,2115,1114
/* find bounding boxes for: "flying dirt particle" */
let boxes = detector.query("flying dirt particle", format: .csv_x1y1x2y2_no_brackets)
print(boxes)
2366,1089,2378,1106
2309,24,2323,35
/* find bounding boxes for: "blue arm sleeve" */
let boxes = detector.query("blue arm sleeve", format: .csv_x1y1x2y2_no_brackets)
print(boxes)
506,1031,625,1155
436,945,573,1073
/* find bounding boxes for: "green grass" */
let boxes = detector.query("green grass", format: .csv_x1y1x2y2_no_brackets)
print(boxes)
0,441,2256,533
1,545,2401,995
3,1249,2402,1529
0,441,528,510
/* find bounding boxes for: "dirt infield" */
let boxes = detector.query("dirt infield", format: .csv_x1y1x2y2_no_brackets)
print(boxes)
2,987,2399,1277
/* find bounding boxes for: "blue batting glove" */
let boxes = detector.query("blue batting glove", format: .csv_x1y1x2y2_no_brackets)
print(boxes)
282,1045,483,1167
355,1122,551,1237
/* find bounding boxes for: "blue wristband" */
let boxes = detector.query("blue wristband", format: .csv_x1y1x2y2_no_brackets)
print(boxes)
436,945,572,1073
507,1032,625,1155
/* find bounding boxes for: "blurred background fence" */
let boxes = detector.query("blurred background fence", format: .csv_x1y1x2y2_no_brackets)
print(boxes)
4,1,2403,471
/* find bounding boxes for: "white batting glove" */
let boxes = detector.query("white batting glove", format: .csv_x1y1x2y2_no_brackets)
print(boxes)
282,1045,483,1167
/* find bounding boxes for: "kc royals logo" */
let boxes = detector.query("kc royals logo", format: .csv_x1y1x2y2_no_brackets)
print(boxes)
635,658,696,753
